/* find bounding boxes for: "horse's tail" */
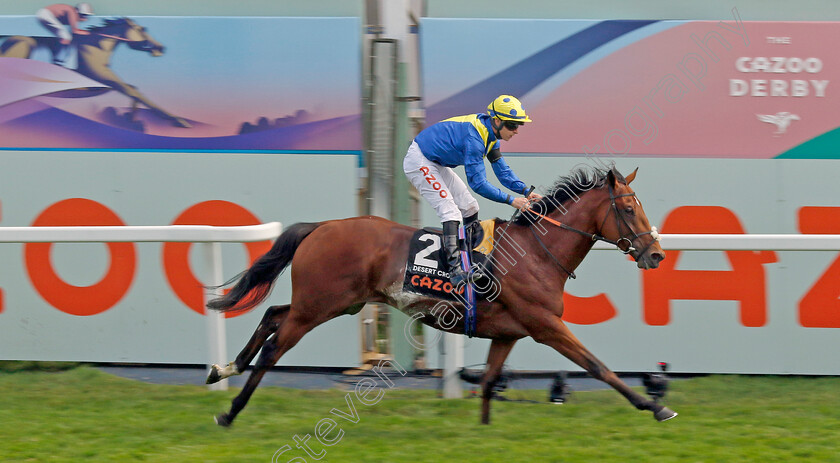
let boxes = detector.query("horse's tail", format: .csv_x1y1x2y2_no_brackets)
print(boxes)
207,222,322,313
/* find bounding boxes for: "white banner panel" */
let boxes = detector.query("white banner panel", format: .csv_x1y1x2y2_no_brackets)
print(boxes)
0,152,360,367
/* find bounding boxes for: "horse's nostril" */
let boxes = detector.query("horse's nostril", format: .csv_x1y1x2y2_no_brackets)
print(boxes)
651,252,664,263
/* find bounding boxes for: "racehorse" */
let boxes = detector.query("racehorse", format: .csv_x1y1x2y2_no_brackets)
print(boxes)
0,17,190,128
205,165,677,426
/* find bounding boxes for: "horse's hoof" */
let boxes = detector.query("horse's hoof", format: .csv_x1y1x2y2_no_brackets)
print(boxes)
206,365,222,384
654,407,678,422
214,413,232,427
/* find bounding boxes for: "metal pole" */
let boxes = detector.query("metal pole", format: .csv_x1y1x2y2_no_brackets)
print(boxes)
442,332,463,398
202,242,228,391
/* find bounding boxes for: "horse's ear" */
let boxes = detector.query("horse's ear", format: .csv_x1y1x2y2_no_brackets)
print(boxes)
625,167,639,184
608,167,626,186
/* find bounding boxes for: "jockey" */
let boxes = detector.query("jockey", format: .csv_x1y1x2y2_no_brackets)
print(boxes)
404,95,542,285
35,3,93,66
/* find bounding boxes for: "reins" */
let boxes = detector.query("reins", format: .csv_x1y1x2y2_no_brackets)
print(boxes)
523,183,660,278
528,226,578,279
483,186,582,280
94,33,133,42
483,181,661,281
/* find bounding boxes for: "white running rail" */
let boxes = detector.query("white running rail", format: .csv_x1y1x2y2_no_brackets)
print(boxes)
4,227,838,394
592,234,840,251
442,233,840,398
0,222,283,391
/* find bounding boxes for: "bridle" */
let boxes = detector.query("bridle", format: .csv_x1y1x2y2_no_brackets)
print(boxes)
95,33,133,42
92,21,154,47
524,182,660,279
599,182,660,257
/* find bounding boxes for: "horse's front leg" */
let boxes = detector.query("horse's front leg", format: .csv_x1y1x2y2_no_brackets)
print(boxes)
531,316,677,422
478,338,517,425
91,72,191,128
126,89,191,128
128,98,139,122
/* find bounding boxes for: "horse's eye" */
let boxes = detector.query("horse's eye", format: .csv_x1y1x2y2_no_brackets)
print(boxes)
624,206,635,215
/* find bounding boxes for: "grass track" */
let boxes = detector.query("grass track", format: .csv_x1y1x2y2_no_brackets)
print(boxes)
1,367,839,462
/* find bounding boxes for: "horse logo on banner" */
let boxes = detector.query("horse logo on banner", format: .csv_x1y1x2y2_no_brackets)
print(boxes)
756,112,800,136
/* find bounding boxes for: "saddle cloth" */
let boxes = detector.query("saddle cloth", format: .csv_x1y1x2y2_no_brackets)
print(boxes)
403,220,495,302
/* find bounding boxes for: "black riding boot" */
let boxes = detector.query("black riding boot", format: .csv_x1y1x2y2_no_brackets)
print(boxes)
463,212,480,241
442,221,469,285
462,213,488,280
443,220,486,285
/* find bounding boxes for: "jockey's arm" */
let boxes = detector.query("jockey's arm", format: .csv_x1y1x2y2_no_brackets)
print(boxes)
487,148,542,206
60,6,90,34
487,148,540,199
464,141,513,205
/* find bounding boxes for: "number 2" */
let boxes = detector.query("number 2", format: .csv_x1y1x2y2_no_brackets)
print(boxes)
414,233,441,269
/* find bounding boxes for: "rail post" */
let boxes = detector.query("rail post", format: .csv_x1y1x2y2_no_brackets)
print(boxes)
202,241,228,391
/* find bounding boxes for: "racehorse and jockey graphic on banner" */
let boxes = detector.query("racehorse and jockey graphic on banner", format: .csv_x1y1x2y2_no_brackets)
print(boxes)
0,14,362,151
2,15,837,157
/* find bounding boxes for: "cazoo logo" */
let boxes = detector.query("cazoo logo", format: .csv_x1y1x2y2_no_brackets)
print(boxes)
1,198,271,317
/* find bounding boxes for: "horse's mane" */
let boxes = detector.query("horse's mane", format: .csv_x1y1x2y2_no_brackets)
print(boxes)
512,163,619,225
86,17,130,32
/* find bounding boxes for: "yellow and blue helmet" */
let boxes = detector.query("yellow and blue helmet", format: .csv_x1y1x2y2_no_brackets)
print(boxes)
487,95,532,123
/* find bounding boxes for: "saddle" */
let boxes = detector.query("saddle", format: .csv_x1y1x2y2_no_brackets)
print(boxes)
403,219,496,302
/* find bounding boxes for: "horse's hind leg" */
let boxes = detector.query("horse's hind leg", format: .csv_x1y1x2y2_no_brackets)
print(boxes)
479,338,516,425
0,37,36,59
206,304,290,384
534,317,677,422
214,313,317,427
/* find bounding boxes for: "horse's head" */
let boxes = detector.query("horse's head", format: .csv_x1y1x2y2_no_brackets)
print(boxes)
598,167,665,269
121,18,165,56
89,18,165,56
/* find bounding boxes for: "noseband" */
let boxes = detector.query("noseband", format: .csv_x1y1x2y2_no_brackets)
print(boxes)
599,183,660,257
524,183,660,278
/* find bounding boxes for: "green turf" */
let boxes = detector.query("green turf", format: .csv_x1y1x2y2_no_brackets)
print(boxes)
1,367,838,462
0,361,81,373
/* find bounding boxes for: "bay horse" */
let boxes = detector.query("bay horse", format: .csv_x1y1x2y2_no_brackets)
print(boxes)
0,18,190,128
206,165,677,426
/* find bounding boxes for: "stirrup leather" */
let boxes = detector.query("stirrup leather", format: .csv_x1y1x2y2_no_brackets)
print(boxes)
442,221,486,285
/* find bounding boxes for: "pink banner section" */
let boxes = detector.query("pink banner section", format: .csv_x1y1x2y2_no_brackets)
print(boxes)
509,22,838,158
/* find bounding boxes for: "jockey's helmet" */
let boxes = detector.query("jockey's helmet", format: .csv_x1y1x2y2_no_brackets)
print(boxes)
487,95,532,123
76,3,94,17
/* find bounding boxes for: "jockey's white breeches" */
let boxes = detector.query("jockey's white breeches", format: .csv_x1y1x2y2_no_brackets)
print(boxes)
36,9,71,41
403,141,479,224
